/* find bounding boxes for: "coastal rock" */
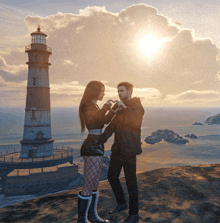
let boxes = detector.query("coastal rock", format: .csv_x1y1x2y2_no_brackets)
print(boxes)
145,129,189,145
205,113,220,125
166,137,189,144
144,135,162,144
185,134,197,139
151,129,175,139
192,122,203,125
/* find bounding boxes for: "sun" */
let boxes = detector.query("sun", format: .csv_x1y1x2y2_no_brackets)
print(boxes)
140,34,164,57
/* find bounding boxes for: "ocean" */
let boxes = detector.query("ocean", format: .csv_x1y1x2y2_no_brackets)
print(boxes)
1,106,220,164
0,106,220,208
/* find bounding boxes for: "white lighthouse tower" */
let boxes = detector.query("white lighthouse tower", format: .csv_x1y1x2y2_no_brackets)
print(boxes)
20,26,54,158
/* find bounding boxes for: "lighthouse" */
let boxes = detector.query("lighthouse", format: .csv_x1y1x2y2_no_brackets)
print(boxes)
20,26,54,158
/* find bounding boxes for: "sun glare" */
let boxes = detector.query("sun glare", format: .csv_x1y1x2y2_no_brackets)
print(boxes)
140,35,164,57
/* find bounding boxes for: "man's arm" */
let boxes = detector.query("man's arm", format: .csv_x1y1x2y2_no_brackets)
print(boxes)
117,100,145,128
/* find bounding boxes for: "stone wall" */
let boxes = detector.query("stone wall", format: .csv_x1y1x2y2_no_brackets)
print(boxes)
4,165,79,196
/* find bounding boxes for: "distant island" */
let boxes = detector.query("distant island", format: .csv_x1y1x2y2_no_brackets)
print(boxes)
205,113,220,125
145,129,189,145
185,134,197,139
192,122,203,125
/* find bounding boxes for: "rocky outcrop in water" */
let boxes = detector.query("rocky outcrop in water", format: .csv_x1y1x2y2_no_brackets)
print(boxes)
205,113,220,125
185,134,197,139
145,129,189,145
144,135,162,144
192,122,203,125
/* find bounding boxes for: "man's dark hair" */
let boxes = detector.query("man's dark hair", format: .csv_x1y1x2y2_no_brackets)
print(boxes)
117,82,134,94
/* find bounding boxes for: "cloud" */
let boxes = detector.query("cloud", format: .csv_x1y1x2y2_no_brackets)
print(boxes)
1,3,220,107
0,47,28,83
50,81,84,95
0,54,27,82
0,76,6,87
23,4,220,93
0,56,6,67
63,59,78,66
0,77,26,106
49,81,163,107
79,6,108,15
165,90,220,106
133,87,162,98
0,5,29,50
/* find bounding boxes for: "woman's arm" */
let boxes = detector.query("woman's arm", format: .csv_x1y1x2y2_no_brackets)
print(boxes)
84,102,112,126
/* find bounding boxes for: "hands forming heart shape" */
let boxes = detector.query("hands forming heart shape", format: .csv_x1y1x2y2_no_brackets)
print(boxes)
108,99,119,104
106,99,118,108
106,99,121,107
106,99,125,113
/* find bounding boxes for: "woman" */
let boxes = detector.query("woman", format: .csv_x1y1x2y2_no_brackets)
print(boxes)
78,81,116,223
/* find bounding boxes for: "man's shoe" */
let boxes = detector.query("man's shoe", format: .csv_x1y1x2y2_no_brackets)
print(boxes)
108,203,128,215
123,214,139,223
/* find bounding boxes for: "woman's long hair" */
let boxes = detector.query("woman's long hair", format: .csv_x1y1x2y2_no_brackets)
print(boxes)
79,81,105,133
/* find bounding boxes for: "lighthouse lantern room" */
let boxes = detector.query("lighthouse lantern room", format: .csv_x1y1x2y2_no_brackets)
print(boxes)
20,26,54,158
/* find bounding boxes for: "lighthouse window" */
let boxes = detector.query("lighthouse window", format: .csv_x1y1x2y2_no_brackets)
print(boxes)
42,36,46,44
33,78,36,86
36,35,41,44
37,132,43,139
32,110,36,119
32,35,46,44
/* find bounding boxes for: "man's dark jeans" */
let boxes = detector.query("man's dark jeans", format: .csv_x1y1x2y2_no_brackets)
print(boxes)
107,154,138,215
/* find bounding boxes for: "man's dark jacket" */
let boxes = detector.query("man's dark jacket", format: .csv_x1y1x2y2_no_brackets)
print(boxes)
100,97,145,156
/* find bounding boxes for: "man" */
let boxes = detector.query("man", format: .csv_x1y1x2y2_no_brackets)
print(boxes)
100,82,144,223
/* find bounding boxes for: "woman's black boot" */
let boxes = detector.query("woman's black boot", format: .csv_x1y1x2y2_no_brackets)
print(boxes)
88,191,109,223
77,192,92,223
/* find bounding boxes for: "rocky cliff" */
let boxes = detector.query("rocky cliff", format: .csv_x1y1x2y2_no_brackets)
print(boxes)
205,113,220,125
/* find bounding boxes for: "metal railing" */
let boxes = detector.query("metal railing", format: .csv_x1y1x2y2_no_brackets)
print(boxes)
0,146,73,164
47,47,52,53
25,45,31,51
25,45,52,53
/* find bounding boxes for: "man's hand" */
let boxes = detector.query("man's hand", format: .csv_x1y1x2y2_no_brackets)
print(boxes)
113,106,122,113
114,100,127,109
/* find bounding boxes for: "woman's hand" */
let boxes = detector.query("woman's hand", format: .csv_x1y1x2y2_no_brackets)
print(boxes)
105,99,114,106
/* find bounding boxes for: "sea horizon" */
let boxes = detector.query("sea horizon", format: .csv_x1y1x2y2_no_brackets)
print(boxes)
1,106,220,156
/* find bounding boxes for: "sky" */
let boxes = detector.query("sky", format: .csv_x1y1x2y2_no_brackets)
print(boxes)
1,0,220,108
